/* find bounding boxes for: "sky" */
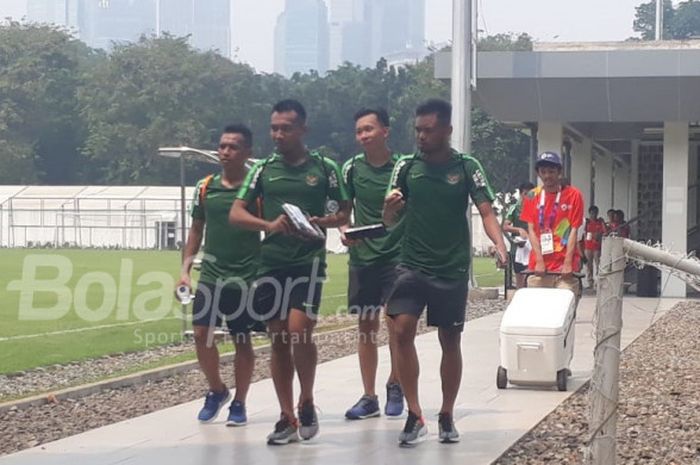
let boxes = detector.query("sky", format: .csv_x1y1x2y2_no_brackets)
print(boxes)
2,0,648,73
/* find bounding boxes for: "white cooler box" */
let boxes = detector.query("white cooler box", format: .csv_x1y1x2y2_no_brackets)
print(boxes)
497,288,576,391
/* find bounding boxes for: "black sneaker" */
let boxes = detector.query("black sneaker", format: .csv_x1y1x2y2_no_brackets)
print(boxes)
266,414,299,445
298,400,319,440
438,412,460,443
398,410,427,445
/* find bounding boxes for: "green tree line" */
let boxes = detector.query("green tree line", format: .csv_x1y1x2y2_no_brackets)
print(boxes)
0,24,533,190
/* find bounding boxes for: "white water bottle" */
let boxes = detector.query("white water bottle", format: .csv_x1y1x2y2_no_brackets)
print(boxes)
176,285,193,305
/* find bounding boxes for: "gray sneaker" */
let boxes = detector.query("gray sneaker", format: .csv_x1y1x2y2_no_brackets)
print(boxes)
298,401,319,440
266,414,299,445
398,411,427,446
438,412,460,443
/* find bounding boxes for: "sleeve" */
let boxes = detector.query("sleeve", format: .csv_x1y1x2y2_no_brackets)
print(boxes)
324,158,350,202
190,179,205,220
463,156,496,205
505,203,517,223
569,189,584,229
520,190,537,225
341,157,355,200
386,156,412,197
236,159,266,204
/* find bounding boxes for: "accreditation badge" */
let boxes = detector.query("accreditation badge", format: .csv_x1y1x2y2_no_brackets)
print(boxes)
540,230,554,255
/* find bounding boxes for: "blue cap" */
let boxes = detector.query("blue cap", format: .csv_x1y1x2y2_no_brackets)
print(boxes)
535,151,563,168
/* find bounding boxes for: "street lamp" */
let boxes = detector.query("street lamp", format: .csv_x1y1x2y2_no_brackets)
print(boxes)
156,146,219,336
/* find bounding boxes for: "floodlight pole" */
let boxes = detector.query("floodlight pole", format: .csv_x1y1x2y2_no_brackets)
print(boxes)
179,155,187,335
452,0,476,286
655,0,664,40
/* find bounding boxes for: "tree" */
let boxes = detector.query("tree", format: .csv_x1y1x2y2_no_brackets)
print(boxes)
0,23,94,184
478,33,533,51
78,35,267,185
633,0,700,40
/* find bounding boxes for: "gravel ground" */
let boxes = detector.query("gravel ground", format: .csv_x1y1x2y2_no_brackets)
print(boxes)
0,299,506,456
494,301,700,465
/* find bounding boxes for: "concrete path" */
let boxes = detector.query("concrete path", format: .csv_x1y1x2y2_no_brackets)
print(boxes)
0,297,681,465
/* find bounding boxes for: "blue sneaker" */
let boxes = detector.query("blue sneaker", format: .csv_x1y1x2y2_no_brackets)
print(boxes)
385,383,404,417
345,395,380,420
197,388,231,423
226,399,247,426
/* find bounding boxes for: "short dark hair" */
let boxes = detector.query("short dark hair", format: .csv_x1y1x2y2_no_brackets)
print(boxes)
416,99,452,126
616,209,625,219
607,209,616,215
223,124,253,147
589,205,599,214
353,107,390,127
518,181,535,192
272,99,307,123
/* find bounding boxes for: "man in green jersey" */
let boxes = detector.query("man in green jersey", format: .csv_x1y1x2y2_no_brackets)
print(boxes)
230,99,351,445
177,124,264,426
503,181,535,289
383,99,508,446
341,108,404,420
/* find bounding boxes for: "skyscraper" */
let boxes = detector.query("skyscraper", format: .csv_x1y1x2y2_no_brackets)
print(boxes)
77,0,156,51
274,0,329,76
328,0,369,68
367,0,426,65
26,0,78,28
158,0,231,58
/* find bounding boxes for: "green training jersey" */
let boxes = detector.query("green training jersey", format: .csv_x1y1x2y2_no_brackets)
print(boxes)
237,152,349,275
190,173,260,285
387,150,496,280
342,153,402,267
506,200,527,231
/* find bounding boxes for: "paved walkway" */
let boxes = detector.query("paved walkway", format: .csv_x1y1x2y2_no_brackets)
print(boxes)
0,297,682,465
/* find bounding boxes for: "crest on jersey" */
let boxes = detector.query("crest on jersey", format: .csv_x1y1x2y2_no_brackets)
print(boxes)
446,173,461,185
306,175,319,186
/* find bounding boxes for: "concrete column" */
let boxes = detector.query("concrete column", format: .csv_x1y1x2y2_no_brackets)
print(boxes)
537,122,563,156
629,140,640,227
662,122,689,297
571,138,593,207
594,152,613,214
688,143,698,230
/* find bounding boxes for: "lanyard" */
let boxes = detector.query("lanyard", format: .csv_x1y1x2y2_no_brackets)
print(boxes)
538,189,561,230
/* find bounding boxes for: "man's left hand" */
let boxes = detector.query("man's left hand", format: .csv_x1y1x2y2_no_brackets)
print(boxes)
561,261,573,278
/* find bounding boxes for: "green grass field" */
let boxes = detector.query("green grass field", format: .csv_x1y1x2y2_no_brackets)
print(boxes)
0,249,502,374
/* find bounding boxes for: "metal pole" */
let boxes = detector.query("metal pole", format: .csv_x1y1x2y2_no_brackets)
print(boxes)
451,0,472,155
452,0,475,286
623,239,700,276
655,0,664,40
586,237,625,465
179,155,187,335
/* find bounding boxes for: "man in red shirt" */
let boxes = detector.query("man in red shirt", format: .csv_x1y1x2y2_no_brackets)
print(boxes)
521,151,584,297
580,205,606,288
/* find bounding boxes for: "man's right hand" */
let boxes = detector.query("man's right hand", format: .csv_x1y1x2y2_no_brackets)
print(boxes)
534,259,546,276
266,215,292,235
383,190,405,225
340,231,360,247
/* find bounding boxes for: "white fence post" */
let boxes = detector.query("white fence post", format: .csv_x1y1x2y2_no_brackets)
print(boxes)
587,237,625,465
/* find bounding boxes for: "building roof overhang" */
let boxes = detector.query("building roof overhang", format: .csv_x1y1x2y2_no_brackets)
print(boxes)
434,44,700,123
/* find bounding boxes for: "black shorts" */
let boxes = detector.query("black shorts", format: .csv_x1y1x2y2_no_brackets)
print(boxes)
386,264,468,331
192,281,266,335
513,262,527,274
250,265,324,322
348,262,398,315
